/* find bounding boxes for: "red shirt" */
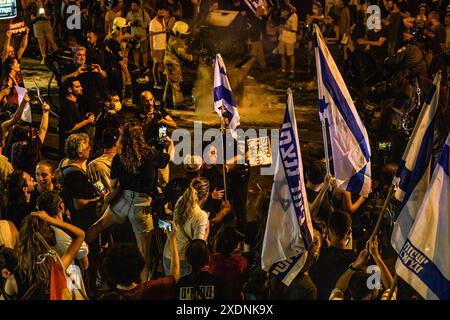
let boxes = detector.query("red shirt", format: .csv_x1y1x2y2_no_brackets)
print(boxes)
209,253,248,300
118,276,176,300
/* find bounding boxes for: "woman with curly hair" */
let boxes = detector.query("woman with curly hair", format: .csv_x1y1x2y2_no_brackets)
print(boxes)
162,177,211,278
3,211,85,300
87,122,173,280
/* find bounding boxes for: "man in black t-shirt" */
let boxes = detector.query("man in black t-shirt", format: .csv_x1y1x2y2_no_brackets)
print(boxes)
140,91,177,146
61,46,107,115
59,78,95,157
309,210,357,300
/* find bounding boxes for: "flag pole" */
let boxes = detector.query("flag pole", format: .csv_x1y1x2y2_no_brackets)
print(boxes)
369,182,395,241
314,24,332,186
387,274,399,300
321,119,331,178
220,107,228,202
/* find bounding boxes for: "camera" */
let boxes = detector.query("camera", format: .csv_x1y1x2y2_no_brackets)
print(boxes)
85,64,94,72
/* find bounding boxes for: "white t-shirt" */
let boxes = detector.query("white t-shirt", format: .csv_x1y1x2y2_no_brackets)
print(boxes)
163,204,209,262
149,17,167,50
280,13,298,44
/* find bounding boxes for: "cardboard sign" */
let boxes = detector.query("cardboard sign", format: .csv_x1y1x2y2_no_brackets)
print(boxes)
247,136,272,167
9,20,26,34
0,0,17,20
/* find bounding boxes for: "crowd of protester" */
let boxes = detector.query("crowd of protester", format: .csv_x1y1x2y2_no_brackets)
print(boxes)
0,0,449,300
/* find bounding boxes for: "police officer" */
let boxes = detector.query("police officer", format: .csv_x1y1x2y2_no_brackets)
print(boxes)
163,21,193,109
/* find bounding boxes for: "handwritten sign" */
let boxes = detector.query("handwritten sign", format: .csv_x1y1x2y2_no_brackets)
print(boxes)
0,0,17,20
247,136,272,167
9,20,26,34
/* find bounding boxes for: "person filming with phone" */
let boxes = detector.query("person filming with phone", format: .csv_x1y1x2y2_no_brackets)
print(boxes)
61,47,107,115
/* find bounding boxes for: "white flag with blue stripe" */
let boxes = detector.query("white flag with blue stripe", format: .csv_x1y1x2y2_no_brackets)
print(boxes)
391,72,441,253
214,53,240,139
395,132,450,300
313,25,371,197
261,89,314,286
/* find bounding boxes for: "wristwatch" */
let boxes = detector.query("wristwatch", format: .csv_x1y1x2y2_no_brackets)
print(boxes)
349,263,362,272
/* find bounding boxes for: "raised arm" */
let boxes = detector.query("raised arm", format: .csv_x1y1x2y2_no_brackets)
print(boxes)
17,27,30,60
31,211,85,270
1,93,30,136
38,102,50,142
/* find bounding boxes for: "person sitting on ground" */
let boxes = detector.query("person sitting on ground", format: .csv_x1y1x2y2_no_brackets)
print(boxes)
329,236,397,300
309,210,357,300
3,211,85,300
100,222,179,300
177,239,226,300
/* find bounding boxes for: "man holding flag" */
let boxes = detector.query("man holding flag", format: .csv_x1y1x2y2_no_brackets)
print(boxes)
313,24,372,206
213,53,250,233
261,89,314,289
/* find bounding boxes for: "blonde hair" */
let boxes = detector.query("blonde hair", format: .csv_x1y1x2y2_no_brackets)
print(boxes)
16,216,55,290
174,177,210,227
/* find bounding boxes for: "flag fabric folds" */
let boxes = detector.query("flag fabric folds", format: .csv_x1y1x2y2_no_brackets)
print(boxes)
391,72,441,253
213,53,240,139
15,86,32,123
313,25,371,197
395,133,450,300
261,89,313,286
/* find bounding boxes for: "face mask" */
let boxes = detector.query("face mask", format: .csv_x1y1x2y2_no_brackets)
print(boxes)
113,101,122,113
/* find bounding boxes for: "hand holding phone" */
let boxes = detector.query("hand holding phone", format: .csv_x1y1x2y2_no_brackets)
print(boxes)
158,219,172,232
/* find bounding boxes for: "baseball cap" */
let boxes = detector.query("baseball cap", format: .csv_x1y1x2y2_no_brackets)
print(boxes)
183,154,203,173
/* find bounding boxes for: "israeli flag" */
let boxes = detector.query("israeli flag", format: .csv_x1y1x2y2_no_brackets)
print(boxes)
214,53,240,139
313,25,371,197
261,89,314,286
391,72,441,253
395,133,450,300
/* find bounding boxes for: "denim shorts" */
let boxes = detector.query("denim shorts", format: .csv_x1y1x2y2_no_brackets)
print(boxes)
109,190,153,234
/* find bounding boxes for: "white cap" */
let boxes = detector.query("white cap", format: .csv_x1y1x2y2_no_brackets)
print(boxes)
183,154,203,172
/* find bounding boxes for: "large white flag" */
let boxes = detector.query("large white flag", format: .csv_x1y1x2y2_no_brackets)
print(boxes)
313,25,371,197
395,133,450,300
261,89,313,286
391,72,441,253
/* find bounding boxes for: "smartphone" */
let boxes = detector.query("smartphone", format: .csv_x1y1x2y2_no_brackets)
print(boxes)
158,126,167,140
93,180,106,195
158,219,172,232
345,238,350,247
38,7,45,15
377,141,392,151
